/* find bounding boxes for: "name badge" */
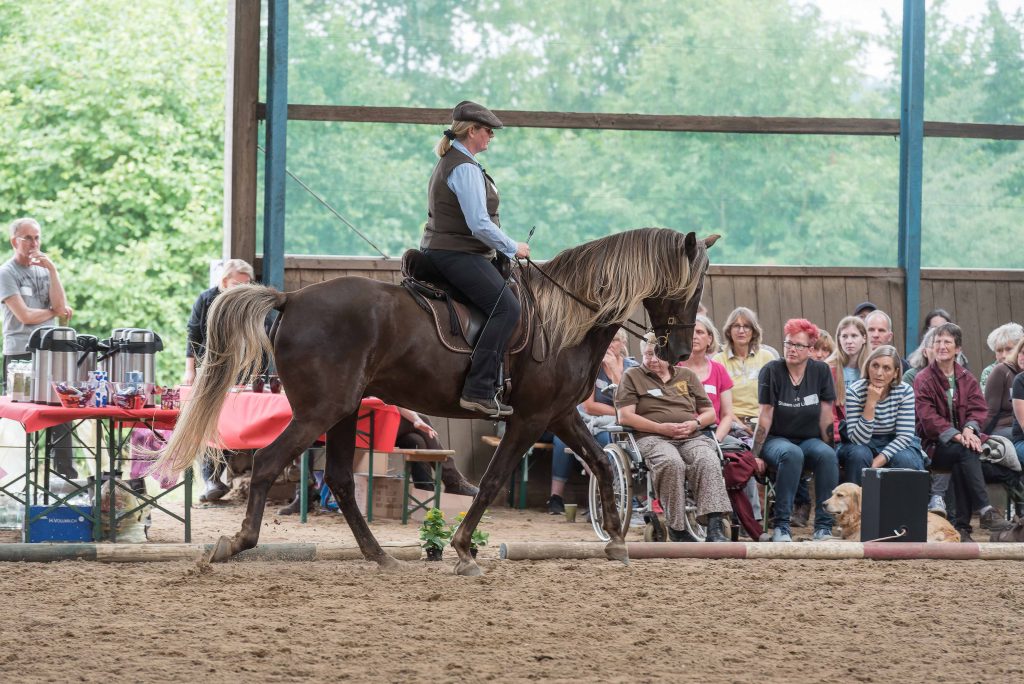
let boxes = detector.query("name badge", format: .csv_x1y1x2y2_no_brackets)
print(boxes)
803,394,819,406
703,383,717,395
647,388,664,397
19,285,32,297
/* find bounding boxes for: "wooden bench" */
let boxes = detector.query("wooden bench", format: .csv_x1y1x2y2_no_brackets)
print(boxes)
392,448,456,524
481,435,553,509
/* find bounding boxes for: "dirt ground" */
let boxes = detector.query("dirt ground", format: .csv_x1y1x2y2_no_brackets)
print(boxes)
2,499,1024,683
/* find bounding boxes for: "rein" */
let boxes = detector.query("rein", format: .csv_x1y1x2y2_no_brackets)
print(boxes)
522,256,693,347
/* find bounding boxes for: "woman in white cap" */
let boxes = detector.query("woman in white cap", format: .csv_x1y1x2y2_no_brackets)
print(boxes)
420,101,530,416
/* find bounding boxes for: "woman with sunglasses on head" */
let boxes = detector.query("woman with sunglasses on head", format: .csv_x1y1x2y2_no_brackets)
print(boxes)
752,319,839,542
420,101,530,417
712,307,777,435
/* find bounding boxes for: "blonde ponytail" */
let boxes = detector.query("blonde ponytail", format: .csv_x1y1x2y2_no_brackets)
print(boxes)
433,120,476,157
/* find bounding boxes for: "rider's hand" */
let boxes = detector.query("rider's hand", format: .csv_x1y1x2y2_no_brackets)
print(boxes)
514,242,530,259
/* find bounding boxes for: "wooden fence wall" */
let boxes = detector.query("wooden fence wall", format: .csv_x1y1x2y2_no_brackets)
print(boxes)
260,256,1024,499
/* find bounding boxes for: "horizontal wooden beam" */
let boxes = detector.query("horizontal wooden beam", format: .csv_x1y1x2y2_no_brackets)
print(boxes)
255,104,1024,140
257,255,1023,280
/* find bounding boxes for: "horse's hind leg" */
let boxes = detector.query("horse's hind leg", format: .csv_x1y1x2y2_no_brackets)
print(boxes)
207,420,324,563
323,414,400,571
551,413,629,564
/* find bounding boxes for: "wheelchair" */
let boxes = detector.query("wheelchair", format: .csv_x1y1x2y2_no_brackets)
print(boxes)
587,425,726,543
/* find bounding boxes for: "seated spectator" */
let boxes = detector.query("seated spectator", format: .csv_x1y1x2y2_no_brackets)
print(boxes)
811,329,835,362
984,334,1024,439
616,333,731,542
837,345,926,485
547,328,636,514
712,307,777,525
396,408,479,496
865,310,909,373
680,315,764,540
835,316,870,389
753,319,839,542
922,308,969,369
980,323,1024,393
713,307,777,434
902,328,937,386
1010,344,1024,469
854,301,877,319
914,323,1013,540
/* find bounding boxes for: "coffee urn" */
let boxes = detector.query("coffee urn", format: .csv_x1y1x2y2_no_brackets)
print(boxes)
98,328,128,384
28,326,79,404
120,328,163,404
76,334,99,383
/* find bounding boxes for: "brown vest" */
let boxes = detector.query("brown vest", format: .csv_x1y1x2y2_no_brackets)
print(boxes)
420,147,500,256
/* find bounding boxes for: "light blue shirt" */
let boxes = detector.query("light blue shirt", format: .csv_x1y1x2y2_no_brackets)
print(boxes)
446,140,518,258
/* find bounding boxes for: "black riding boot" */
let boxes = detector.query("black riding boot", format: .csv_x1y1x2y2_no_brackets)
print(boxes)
705,513,729,542
668,526,699,542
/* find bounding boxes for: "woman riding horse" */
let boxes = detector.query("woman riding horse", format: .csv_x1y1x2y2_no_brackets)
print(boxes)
421,101,531,417
155,228,717,576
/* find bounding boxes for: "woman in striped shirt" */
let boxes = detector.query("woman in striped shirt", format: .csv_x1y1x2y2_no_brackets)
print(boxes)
837,345,926,485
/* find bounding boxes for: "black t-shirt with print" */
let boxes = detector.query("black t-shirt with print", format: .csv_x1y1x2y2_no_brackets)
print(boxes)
758,358,836,441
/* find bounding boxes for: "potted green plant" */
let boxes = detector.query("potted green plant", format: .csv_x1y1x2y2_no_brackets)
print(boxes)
451,512,489,558
419,508,451,561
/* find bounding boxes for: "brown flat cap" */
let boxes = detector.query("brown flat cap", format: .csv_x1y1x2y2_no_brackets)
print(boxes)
452,100,504,129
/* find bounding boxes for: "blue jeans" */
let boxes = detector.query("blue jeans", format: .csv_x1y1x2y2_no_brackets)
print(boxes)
1014,440,1024,470
552,431,612,482
837,435,927,485
762,436,838,532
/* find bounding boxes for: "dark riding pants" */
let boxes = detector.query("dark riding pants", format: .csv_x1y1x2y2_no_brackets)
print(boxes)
422,249,520,400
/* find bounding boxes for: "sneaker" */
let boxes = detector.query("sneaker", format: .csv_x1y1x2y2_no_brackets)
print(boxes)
546,494,565,515
629,510,646,527
791,502,811,528
928,495,947,518
199,480,230,503
459,395,513,417
812,528,834,542
980,507,1014,532
771,527,793,543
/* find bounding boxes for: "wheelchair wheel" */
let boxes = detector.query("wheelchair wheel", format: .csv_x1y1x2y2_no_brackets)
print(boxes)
589,443,632,542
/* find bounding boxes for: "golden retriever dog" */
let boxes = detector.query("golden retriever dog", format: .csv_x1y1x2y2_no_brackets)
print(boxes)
823,482,960,543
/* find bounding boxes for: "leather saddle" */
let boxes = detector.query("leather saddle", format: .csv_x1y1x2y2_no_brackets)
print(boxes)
400,249,533,356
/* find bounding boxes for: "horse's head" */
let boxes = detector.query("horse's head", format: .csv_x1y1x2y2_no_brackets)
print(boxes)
643,232,719,363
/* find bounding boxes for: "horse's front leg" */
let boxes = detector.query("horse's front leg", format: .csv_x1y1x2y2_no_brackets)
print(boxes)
551,413,629,564
450,418,549,576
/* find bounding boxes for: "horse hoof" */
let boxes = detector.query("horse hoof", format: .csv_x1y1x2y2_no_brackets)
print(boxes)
454,559,484,577
376,554,405,573
205,535,235,564
604,540,629,566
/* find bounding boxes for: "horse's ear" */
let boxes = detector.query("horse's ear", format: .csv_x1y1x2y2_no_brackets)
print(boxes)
684,231,697,256
704,234,721,249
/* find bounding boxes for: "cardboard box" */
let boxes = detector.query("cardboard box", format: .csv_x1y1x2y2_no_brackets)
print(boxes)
350,474,475,522
28,505,93,542
353,450,406,478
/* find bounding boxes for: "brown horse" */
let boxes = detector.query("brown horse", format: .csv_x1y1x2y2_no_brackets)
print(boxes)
156,228,717,576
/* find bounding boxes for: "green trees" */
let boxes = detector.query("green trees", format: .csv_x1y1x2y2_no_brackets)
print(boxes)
0,0,226,381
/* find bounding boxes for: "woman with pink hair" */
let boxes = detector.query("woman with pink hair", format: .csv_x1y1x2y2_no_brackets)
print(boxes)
752,319,839,542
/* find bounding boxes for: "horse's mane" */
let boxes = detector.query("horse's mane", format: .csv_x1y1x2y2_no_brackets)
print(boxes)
531,227,709,351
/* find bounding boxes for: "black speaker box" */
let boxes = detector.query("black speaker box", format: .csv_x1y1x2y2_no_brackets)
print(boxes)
860,468,930,542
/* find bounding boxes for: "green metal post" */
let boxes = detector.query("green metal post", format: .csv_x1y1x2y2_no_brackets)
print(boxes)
898,0,925,356
299,449,309,524
401,462,412,525
366,412,375,523
184,466,192,543
93,419,102,542
262,0,288,290
519,451,530,510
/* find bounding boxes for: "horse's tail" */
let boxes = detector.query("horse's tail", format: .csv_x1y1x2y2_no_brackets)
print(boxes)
154,284,286,477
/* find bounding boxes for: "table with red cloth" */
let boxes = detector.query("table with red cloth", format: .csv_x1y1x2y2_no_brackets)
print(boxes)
189,389,401,521
0,397,188,542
